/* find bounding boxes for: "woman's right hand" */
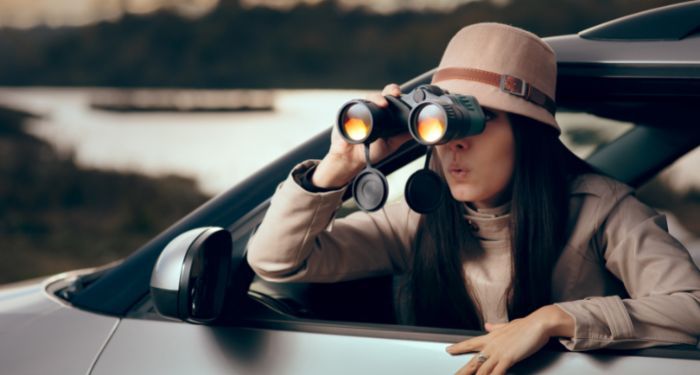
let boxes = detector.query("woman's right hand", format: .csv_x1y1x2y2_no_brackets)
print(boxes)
312,83,414,189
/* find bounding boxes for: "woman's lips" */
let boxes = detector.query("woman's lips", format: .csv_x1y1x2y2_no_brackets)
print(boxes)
448,166,470,179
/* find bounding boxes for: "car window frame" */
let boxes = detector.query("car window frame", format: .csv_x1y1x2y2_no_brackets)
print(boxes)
68,49,700,325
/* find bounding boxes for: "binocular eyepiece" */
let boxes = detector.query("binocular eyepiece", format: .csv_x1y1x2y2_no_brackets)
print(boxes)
337,84,489,146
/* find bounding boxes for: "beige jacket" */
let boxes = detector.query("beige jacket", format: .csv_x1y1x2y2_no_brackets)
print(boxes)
247,160,700,351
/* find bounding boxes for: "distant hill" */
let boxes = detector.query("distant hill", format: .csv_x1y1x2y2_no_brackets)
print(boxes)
0,0,687,88
0,107,209,283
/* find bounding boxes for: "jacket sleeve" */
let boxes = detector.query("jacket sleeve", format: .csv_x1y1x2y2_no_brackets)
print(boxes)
555,190,700,351
246,160,418,283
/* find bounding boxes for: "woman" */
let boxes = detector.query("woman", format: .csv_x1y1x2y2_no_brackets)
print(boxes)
247,23,700,375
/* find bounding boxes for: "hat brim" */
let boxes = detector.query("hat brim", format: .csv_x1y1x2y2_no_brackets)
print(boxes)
434,79,560,132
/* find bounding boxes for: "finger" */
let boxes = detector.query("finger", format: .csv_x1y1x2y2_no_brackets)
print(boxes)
490,361,511,375
382,83,401,97
491,354,515,375
455,355,481,375
447,336,486,355
475,356,497,375
365,92,388,107
454,362,470,375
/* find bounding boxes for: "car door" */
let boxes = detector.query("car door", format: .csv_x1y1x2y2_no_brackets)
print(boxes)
88,315,700,375
90,318,471,374
89,107,699,374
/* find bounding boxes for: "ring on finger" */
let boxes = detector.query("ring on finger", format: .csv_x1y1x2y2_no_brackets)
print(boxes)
476,352,489,364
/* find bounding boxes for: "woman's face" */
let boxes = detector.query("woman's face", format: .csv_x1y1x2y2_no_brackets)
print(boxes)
434,108,515,209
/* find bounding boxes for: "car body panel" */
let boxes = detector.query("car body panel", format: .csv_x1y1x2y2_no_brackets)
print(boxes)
548,34,700,66
578,0,700,41
91,318,463,374
0,277,119,375
90,318,699,375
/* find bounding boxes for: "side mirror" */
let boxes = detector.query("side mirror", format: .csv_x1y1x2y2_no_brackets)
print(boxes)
150,227,232,323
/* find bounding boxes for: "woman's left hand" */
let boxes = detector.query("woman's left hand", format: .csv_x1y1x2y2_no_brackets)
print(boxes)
447,305,575,375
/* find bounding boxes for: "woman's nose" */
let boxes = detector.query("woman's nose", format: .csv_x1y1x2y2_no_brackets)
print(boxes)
446,138,469,152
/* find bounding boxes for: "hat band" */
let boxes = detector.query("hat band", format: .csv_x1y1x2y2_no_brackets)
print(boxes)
432,67,556,115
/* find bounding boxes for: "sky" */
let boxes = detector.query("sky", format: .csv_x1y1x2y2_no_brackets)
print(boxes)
239,0,485,13
0,0,220,28
0,0,485,28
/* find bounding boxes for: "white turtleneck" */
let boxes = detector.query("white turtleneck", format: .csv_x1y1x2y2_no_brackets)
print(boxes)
462,201,513,325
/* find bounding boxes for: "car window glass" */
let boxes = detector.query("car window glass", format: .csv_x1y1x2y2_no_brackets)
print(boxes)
557,111,633,159
636,146,700,267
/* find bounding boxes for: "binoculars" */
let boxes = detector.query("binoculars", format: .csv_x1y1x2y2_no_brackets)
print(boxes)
337,84,488,146
335,84,490,213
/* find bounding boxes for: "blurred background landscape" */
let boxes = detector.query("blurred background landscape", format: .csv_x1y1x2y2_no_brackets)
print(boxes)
1,0,698,284
0,0,691,88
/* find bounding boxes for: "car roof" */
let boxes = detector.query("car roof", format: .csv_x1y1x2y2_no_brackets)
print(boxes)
548,34,700,69
541,1,700,128
578,0,700,41
68,3,700,317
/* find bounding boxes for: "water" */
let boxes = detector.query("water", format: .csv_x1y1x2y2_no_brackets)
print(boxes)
2,87,698,195
1,87,698,260
0,87,371,195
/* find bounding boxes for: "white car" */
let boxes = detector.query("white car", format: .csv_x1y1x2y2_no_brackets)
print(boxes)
1,2,699,374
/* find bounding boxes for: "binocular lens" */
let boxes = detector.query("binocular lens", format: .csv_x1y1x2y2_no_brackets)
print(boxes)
415,104,447,144
409,95,485,145
340,103,372,143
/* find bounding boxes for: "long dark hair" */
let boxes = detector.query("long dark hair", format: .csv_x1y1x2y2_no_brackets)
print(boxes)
401,113,593,329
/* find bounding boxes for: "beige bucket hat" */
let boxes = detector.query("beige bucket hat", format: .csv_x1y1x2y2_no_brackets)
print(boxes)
431,22,559,132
